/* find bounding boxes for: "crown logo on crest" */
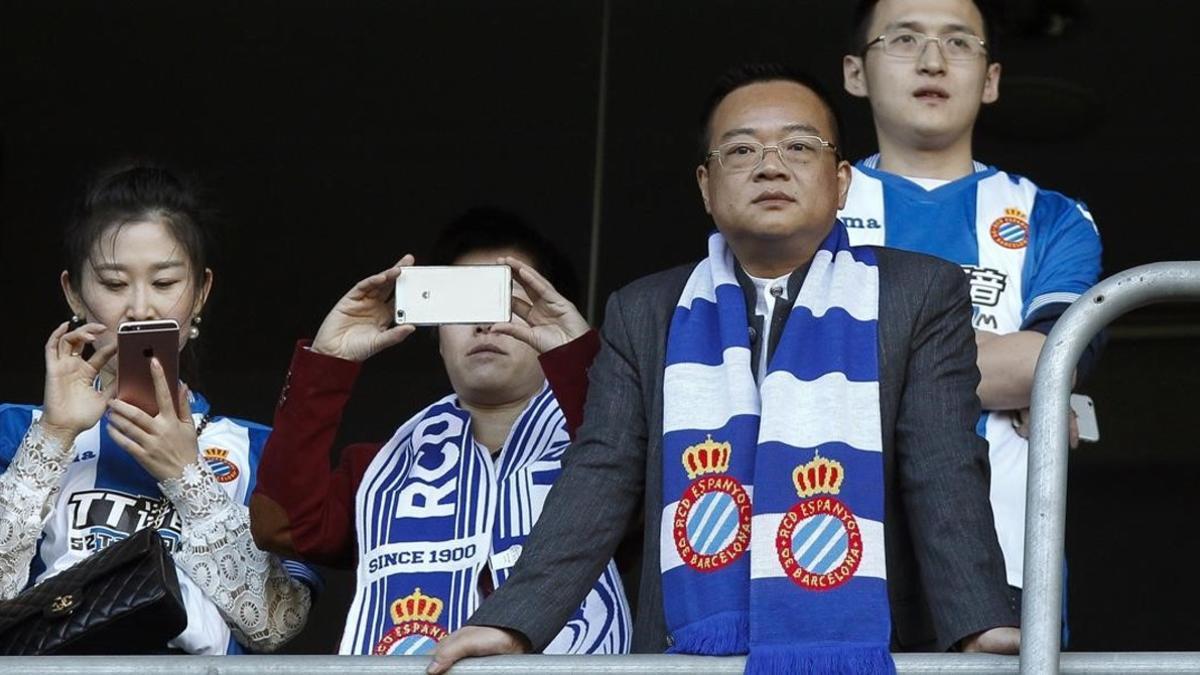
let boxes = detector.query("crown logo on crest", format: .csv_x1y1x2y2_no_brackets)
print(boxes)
682,435,732,479
390,588,444,624
793,452,844,498
1003,207,1028,221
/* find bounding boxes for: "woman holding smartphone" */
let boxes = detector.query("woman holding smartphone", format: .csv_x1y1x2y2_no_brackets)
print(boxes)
0,164,315,653
250,209,630,656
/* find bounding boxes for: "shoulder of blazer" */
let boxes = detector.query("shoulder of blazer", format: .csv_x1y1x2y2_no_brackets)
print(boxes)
603,248,964,324
610,262,697,318
868,245,962,281
597,262,697,365
867,245,965,304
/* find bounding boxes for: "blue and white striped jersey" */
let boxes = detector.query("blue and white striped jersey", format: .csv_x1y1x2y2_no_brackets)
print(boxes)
0,393,320,654
839,155,1103,587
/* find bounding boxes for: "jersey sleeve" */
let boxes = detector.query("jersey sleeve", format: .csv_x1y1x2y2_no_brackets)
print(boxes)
1021,191,1103,324
0,404,37,473
280,558,324,594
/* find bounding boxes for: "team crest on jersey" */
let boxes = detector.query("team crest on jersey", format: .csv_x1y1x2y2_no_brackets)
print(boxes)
990,208,1029,249
202,447,239,483
776,453,863,591
372,588,449,655
673,435,751,572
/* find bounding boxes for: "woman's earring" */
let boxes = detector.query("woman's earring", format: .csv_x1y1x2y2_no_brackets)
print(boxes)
69,313,84,328
189,315,202,340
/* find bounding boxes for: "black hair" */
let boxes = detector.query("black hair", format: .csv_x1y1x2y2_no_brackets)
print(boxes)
66,163,210,295
65,162,214,385
698,63,845,164
851,0,1000,63
428,207,580,306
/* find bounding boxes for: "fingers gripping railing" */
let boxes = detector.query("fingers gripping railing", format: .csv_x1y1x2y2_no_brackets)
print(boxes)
1021,262,1200,675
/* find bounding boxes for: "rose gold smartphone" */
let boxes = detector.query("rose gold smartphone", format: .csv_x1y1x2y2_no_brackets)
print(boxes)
117,319,180,416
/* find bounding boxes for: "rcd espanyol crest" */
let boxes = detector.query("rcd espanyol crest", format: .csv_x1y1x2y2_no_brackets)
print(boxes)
202,447,239,484
372,588,449,655
990,207,1030,249
775,453,864,591
673,435,751,572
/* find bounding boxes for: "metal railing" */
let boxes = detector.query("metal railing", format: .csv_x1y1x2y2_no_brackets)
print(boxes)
5,263,1200,674
6,653,1200,674
1021,262,1200,675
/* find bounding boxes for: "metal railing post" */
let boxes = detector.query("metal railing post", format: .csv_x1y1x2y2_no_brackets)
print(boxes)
1021,262,1200,675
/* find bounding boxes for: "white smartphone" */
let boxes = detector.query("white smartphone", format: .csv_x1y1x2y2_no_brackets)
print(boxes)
394,265,512,325
1069,393,1099,443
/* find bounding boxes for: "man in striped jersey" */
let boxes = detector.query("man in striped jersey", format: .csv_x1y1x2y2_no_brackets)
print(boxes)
840,0,1103,606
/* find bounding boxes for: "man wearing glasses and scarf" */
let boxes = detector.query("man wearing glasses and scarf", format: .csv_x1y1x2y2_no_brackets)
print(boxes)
429,64,1019,674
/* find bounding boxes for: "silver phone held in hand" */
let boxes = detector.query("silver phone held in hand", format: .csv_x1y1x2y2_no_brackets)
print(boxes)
394,265,512,325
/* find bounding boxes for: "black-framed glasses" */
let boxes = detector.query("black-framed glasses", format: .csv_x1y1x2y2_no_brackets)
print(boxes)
862,29,987,61
705,135,838,172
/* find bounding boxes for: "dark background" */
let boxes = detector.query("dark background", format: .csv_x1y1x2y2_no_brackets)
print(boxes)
2,0,1197,654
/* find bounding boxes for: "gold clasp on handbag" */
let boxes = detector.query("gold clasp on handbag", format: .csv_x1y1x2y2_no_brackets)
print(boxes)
47,594,78,617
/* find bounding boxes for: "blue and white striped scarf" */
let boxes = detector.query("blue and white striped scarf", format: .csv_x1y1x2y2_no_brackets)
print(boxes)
340,385,630,656
661,225,893,674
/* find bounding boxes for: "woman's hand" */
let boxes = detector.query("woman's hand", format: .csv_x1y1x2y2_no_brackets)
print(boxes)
106,357,200,482
40,321,118,445
491,256,590,354
311,255,418,362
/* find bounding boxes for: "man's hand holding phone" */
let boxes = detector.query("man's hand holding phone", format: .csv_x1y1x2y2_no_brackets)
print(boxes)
1012,394,1099,449
491,255,590,354
107,356,200,482
314,252,591,362
312,255,419,362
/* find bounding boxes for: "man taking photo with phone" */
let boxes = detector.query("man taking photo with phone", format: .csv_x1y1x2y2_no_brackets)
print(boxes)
249,208,631,657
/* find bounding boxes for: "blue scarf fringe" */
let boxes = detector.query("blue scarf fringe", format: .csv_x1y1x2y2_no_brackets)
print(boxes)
666,611,750,656
745,643,895,675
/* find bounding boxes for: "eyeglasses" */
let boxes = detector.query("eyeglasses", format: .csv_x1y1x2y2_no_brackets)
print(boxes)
705,135,838,172
862,29,987,61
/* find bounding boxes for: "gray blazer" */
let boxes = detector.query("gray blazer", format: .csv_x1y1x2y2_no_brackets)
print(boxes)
470,246,1016,652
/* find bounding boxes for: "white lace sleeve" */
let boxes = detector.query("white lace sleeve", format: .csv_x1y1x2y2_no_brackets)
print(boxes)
159,460,312,652
0,421,72,601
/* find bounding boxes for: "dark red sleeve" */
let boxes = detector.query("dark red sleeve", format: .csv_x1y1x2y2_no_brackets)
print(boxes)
537,329,600,438
250,340,381,569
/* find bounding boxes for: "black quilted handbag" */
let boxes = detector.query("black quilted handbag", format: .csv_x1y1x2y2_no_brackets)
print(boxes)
0,527,187,654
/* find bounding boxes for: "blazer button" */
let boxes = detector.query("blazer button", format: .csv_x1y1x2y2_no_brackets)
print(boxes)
748,326,758,342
